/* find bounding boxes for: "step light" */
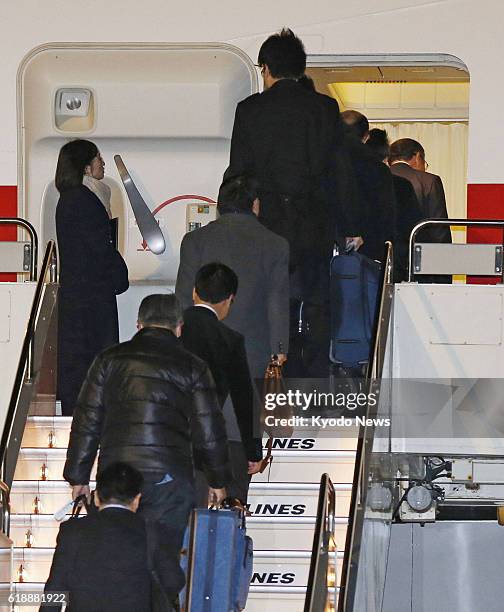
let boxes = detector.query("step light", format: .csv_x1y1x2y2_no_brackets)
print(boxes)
17,563,28,583
25,529,33,548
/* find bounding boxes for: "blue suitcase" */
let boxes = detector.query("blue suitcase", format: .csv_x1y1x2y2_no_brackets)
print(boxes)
329,249,381,368
180,506,253,611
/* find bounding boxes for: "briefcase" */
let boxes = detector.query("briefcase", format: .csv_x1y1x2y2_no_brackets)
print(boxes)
180,502,253,611
329,249,381,369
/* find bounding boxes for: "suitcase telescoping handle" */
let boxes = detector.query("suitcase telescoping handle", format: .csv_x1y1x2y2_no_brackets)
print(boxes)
208,497,250,529
220,497,250,515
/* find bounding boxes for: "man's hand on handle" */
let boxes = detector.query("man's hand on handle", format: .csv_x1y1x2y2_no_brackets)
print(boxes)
276,353,288,366
72,484,91,504
345,236,364,252
248,461,262,475
208,487,227,506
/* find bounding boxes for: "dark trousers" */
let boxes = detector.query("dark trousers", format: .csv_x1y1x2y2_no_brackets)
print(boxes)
139,473,195,551
284,299,331,379
194,442,250,506
57,293,119,416
283,249,332,379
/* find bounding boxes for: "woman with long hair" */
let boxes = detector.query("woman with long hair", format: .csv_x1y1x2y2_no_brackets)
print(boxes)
55,139,128,415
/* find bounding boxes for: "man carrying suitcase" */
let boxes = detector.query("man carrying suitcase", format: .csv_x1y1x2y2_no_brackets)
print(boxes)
63,294,232,549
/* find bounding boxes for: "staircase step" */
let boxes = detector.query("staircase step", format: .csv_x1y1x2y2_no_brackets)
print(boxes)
248,517,346,551
28,395,58,417
26,416,71,426
22,417,72,449
7,548,59,583
4,548,342,588
14,449,95,481
248,482,352,517
253,451,356,483
0,582,338,612
15,448,355,484
11,481,352,517
22,417,357,453
12,420,353,609
251,550,341,589
8,513,349,551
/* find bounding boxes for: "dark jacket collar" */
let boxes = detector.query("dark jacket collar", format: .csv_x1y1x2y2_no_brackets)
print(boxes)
267,78,300,93
218,205,255,217
186,305,218,320
134,326,179,343
99,506,133,513
216,212,260,226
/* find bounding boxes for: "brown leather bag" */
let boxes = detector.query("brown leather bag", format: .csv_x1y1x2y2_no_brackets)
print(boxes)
261,355,294,439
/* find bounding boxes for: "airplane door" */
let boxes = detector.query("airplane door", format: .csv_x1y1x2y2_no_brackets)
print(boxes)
18,42,258,335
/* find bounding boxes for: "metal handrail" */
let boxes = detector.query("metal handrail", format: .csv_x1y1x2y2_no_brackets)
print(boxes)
408,218,504,281
0,240,58,534
337,242,394,612
0,480,10,536
0,217,38,281
304,473,336,612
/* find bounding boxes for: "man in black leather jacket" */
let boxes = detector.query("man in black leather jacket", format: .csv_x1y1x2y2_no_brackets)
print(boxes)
63,294,231,548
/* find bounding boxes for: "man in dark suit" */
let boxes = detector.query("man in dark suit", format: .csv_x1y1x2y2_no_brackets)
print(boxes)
341,110,396,263
176,175,289,379
42,462,184,612
182,263,263,504
391,172,424,281
224,28,343,296
389,138,451,282
389,138,451,245
366,128,423,281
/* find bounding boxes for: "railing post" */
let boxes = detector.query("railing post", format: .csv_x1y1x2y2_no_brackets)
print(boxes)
337,242,395,612
0,460,10,537
408,218,504,281
0,217,38,281
0,241,58,494
50,248,58,283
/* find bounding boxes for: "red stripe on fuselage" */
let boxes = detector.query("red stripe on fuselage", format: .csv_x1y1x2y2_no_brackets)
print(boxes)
467,184,504,284
0,186,18,282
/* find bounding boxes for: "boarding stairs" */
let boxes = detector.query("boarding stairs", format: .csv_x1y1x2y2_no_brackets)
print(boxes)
0,227,401,612
5,221,504,612
0,236,368,611
5,414,353,611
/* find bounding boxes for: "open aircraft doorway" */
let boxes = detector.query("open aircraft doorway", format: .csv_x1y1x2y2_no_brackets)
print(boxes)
307,55,470,277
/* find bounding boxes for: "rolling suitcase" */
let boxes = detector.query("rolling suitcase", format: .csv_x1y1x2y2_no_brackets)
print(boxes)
180,503,253,611
329,248,381,369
